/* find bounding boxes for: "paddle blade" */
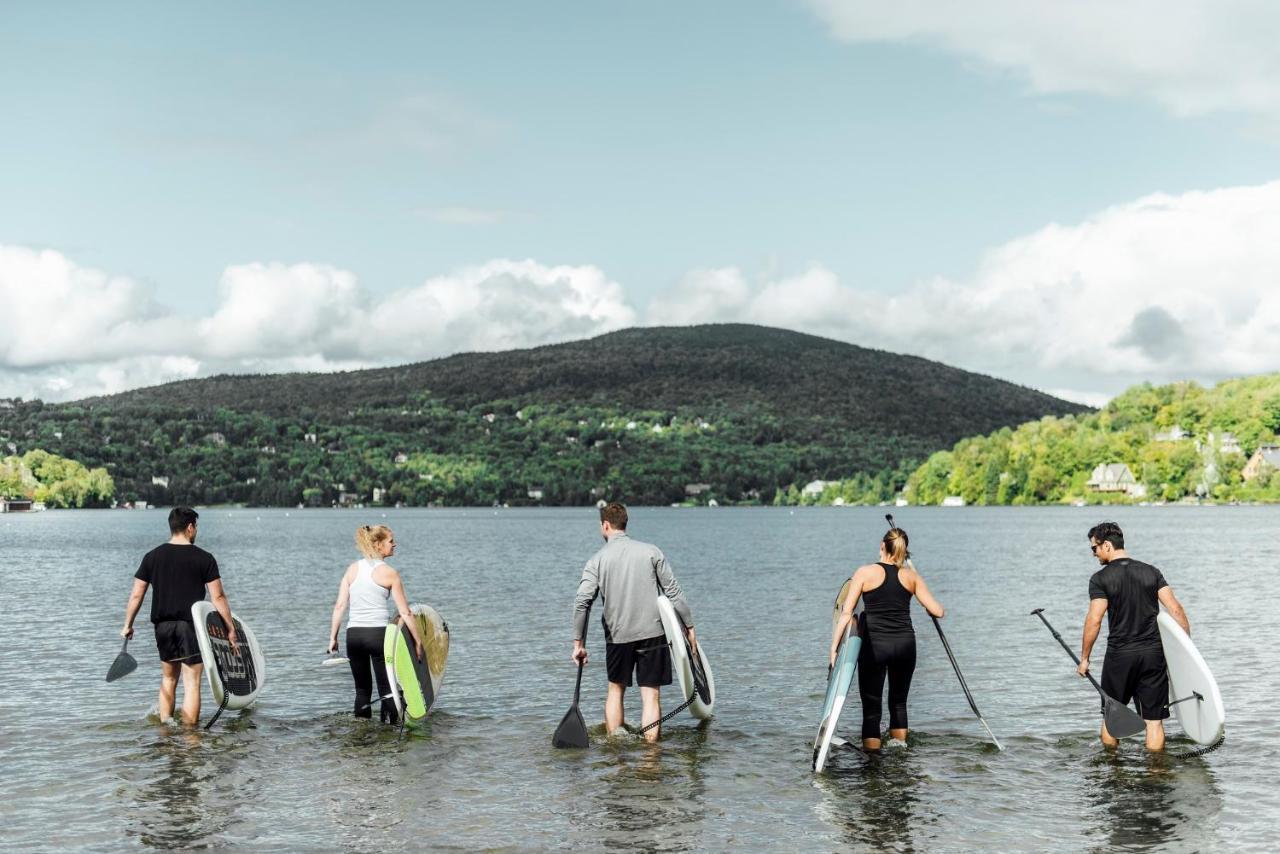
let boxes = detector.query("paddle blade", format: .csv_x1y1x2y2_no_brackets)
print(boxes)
1104,696,1147,740
106,639,137,683
552,705,589,749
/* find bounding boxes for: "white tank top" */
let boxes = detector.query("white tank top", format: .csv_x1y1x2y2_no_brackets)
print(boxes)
347,559,392,628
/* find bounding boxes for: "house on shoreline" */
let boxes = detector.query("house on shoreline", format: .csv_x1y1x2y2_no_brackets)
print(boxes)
1087,463,1147,498
1243,445,1280,481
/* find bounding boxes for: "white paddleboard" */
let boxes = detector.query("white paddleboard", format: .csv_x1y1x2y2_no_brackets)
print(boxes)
657,594,715,719
191,601,265,711
1157,610,1224,745
813,578,861,772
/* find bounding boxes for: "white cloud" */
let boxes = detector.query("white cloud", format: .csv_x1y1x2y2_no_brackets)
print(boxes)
10,180,1280,403
0,252,634,401
199,262,366,360
648,180,1280,393
369,260,636,357
808,0,1280,119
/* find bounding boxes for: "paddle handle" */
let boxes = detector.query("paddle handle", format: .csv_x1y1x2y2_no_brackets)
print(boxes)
1031,609,1106,697
572,660,584,706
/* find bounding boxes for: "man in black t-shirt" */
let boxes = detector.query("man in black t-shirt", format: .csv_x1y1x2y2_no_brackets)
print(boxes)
121,506,238,725
1078,521,1190,751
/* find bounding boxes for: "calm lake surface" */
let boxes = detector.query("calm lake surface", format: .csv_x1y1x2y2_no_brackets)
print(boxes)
2,506,1276,852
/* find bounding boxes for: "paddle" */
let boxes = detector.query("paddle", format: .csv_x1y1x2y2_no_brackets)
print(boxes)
321,654,349,667
105,638,138,683
1030,608,1146,739
885,514,1003,750
552,660,589,749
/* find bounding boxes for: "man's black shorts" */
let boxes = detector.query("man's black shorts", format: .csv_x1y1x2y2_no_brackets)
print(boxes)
1101,646,1169,721
155,620,202,666
606,635,672,688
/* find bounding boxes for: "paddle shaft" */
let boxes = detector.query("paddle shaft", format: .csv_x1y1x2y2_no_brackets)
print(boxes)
1030,608,1108,698
572,659,584,707
885,514,1002,750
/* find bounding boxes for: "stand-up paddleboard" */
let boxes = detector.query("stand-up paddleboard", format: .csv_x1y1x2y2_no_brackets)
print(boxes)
1158,610,1224,745
657,594,715,719
383,603,450,725
813,578,862,772
191,601,265,711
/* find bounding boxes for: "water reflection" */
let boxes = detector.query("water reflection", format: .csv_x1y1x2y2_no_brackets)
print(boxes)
123,728,246,850
1083,750,1223,852
814,744,928,853
564,725,711,852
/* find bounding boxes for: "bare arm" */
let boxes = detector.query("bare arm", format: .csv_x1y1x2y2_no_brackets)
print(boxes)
905,567,945,618
208,578,239,655
328,565,354,652
1078,598,1107,676
829,568,868,665
387,569,425,661
122,579,148,639
1157,586,1190,635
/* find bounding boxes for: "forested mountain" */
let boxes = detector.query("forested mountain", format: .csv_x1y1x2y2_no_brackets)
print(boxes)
0,324,1085,507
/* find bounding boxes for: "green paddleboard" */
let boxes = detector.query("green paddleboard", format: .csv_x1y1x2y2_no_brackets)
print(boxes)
384,603,450,725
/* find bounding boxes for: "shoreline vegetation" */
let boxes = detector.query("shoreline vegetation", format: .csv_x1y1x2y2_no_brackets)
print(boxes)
0,449,114,509
891,374,1280,507
6,371,1280,510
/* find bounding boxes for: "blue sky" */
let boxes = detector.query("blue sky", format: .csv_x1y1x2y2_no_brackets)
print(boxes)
4,1,1280,403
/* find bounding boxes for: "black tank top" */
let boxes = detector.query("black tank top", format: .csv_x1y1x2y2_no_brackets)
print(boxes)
862,562,914,637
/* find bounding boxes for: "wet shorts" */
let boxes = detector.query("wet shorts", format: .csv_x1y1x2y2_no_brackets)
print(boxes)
606,634,672,688
155,620,202,666
1101,646,1169,721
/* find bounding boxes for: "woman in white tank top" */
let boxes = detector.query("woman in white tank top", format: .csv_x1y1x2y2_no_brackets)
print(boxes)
327,525,426,722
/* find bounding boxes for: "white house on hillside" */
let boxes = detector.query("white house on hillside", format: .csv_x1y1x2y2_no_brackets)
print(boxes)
1087,463,1147,497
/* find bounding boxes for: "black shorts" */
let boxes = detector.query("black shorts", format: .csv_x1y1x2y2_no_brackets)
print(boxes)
155,620,202,666
1101,646,1169,721
606,635,672,688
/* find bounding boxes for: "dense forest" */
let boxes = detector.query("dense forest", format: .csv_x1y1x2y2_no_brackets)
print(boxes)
0,325,1083,507
898,374,1280,505
0,449,114,508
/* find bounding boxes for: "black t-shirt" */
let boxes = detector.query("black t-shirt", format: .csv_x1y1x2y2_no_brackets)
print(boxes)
1088,558,1168,652
135,543,220,624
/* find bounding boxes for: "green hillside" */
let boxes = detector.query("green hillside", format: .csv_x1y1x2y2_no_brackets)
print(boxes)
904,374,1280,505
0,324,1085,507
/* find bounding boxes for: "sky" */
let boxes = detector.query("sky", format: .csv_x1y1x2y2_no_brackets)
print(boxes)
3,1,1280,406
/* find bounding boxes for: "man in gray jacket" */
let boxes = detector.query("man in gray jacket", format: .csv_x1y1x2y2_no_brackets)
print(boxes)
573,502,696,742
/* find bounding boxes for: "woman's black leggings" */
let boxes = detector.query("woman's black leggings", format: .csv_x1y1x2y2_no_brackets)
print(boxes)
347,626,398,723
858,633,917,740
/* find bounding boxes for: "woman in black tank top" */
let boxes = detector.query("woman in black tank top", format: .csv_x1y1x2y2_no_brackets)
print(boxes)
829,527,946,751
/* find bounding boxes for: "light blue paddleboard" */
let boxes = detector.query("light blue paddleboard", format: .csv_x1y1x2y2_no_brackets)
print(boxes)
813,579,861,772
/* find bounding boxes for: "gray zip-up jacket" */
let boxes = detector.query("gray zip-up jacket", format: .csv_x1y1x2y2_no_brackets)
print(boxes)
573,532,693,644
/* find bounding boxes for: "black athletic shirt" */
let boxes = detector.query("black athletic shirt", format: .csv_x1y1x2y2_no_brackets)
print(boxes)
862,562,914,637
1088,558,1167,652
135,543,220,624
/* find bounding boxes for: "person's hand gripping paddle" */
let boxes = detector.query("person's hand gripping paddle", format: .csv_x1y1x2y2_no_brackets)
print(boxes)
553,660,590,749
1030,608,1146,739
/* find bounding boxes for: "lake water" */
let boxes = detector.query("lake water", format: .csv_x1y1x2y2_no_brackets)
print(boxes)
2,506,1276,852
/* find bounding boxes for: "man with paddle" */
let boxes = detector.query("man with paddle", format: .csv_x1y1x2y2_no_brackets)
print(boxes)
570,502,697,743
1078,521,1190,751
120,507,239,725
